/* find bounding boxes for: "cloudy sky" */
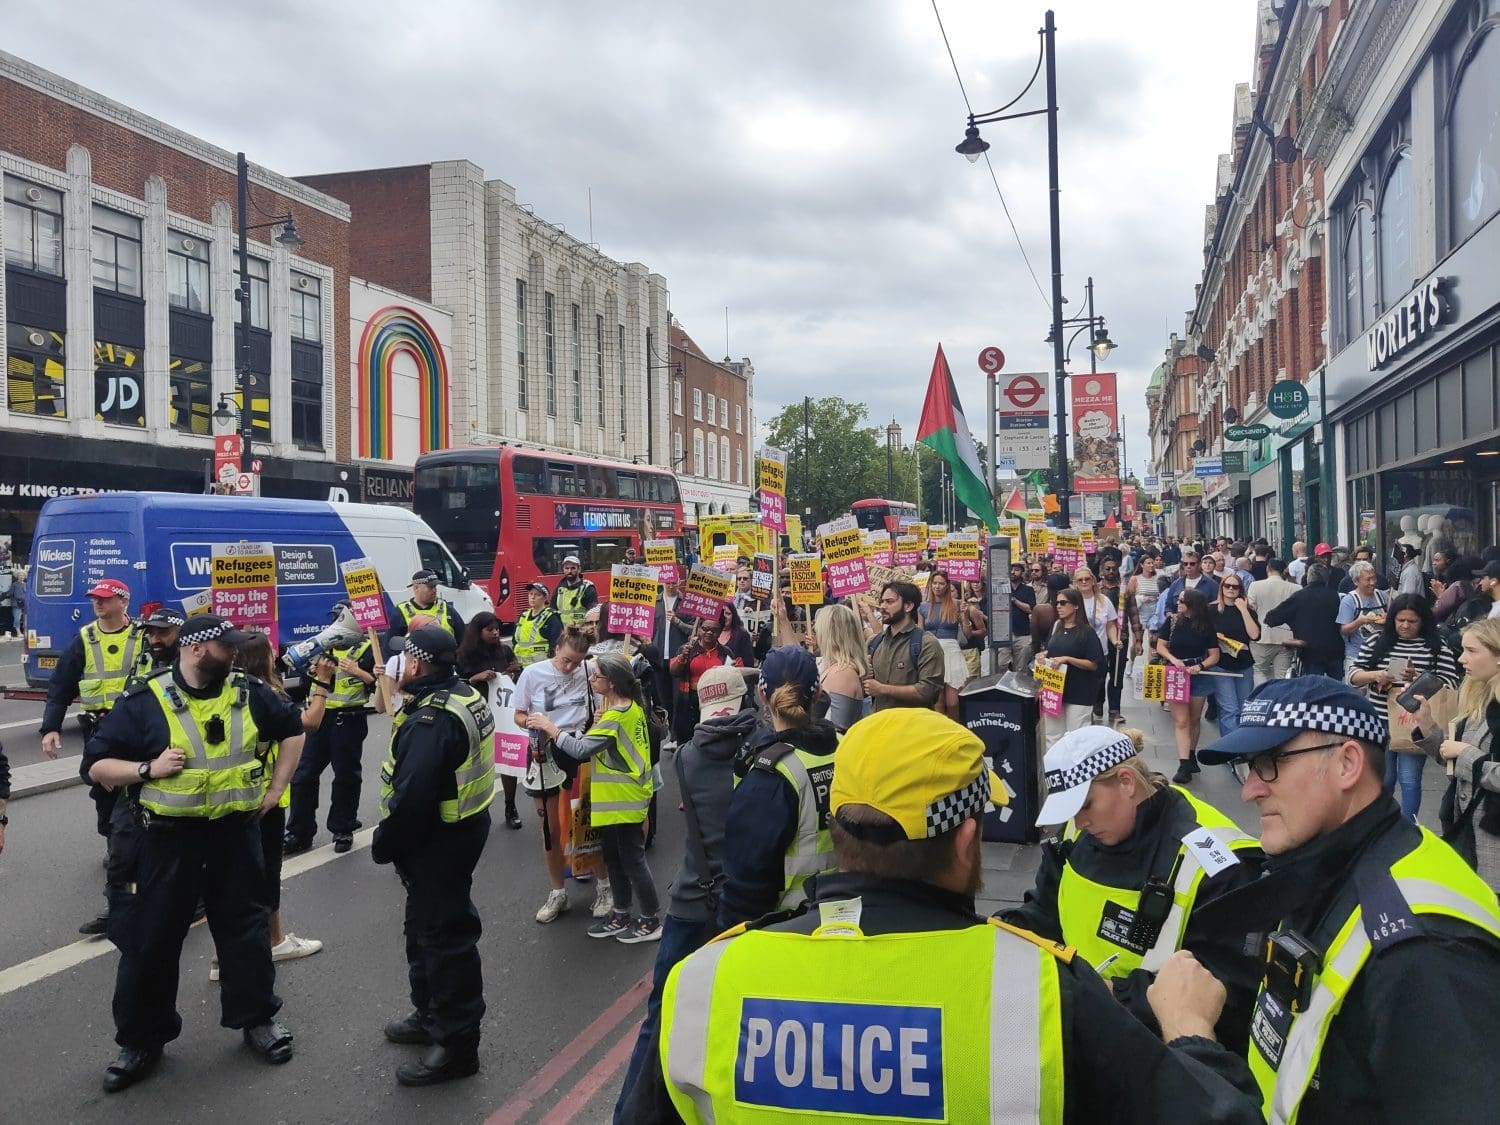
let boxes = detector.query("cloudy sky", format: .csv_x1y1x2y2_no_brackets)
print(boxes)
10,0,1258,474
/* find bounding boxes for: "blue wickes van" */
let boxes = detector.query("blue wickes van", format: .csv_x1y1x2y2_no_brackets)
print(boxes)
22,492,492,688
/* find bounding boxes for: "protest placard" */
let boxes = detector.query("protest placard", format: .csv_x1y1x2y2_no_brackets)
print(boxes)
1026,527,1050,555
712,544,741,572
863,531,893,568
211,541,278,647
751,552,775,601
940,533,981,582
339,556,389,631
1035,662,1067,717
1052,532,1084,574
894,534,924,567
1080,529,1097,555
926,524,948,551
644,538,680,585
607,564,660,638
787,554,824,605
1142,664,1191,703
679,563,735,619
819,515,870,598
757,447,788,532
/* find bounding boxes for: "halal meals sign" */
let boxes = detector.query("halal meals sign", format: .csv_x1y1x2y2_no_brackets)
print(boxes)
1365,275,1451,371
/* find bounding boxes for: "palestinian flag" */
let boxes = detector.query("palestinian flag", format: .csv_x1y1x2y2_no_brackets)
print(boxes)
917,344,999,531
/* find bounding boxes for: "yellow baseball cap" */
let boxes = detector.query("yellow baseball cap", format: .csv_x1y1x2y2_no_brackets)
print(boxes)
832,709,1006,841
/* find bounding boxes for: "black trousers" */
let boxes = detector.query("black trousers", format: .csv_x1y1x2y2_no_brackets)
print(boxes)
107,813,279,1049
287,709,367,840
395,811,490,1048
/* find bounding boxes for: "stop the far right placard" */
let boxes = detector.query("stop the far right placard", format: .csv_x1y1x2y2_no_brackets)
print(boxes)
818,515,870,598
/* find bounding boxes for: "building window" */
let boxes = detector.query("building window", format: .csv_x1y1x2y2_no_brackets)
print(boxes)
93,340,145,428
516,279,528,410
544,291,557,417
3,176,64,276
674,429,684,467
721,438,730,483
170,355,212,435
693,388,703,420
618,324,627,436
735,446,744,484
168,234,210,314
693,429,705,476
570,302,582,423
1446,13,1500,247
735,403,743,434
91,205,143,297
1378,150,1414,305
1339,200,1376,343
6,323,66,418
290,272,321,342
291,341,324,449
595,314,606,426
234,257,270,330
674,376,683,415
707,431,718,479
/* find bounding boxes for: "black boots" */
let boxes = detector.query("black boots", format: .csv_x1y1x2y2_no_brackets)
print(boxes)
396,1043,480,1086
102,1046,162,1093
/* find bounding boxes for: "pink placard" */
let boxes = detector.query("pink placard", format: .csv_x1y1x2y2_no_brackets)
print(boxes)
495,732,529,772
652,562,680,585
894,548,922,568
212,586,279,649
759,490,786,533
1165,666,1191,703
607,600,655,639
871,549,894,567
678,590,726,621
1052,548,1084,574
943,557,981,582
824,556,870,598
348,592,388,631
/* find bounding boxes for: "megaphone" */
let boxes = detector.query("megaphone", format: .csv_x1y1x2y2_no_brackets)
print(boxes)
281,605,365,677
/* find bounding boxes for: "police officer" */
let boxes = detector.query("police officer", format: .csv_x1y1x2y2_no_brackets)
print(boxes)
128,605,186,687
1003,726,1263,1046
284,600,376,856
1155,677,1500,1124
390,570,464,639
513,581,562,667
716,645,837,931
81,614,306,1093
41,577,146,935
373,624,494,1087
626,708,1265,1123
551,554,598,628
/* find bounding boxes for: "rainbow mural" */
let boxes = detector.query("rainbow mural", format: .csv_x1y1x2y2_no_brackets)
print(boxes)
357,305,450,459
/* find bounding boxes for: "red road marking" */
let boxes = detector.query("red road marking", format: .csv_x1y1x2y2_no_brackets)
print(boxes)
538,1019,642,1125
485,970,651,1125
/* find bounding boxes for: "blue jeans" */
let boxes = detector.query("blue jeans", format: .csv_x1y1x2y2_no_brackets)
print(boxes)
1383,750,1426,821
1207,665,1255,734
614,913,714,1123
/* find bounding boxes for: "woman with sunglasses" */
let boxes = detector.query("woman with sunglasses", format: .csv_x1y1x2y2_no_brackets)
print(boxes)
1035,587,1106,748
1156,588,1220,783
1207,576,1260,738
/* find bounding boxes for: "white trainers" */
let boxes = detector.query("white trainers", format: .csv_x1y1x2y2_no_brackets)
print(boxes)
535,889,570,924
591,884,615,919
209,958,220,981
272,933,324,962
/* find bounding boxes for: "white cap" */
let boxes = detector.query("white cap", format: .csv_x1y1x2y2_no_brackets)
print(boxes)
563,554,581,566
1035,726,1140,827
696,664,747,719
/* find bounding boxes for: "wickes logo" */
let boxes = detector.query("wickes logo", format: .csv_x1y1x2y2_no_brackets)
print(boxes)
38,547,72,564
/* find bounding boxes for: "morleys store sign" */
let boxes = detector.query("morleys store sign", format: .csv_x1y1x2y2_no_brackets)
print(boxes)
1365,275,1451,371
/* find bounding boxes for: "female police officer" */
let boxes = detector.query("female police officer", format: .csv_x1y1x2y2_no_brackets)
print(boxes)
1001,725,1264,1045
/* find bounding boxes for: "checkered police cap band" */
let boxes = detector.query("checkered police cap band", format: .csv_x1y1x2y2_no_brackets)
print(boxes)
404,638,446,664
1044,734,1137,795
924,768,991,838
178,620,232,645
1243,699,1387,744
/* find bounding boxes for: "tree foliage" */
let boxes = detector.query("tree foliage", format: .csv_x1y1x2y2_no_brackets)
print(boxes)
765,397,916,526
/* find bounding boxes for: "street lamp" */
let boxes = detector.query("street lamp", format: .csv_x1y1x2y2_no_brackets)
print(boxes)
955,9,1069,523
234,151,303,474
886,419,902,500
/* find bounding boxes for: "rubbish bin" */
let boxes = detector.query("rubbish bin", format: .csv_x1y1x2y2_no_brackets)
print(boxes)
959,670,1042,844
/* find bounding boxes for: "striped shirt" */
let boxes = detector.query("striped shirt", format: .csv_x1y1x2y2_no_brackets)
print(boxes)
1350,636,1462,723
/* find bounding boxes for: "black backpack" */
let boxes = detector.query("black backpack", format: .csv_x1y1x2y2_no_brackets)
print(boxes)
868,626,926,672
1440,591,1490,656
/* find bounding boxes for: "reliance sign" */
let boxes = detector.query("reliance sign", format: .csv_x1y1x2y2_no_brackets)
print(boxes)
1365,276,1449,371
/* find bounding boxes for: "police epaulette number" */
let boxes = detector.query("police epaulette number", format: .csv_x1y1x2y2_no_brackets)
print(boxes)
987,916,1076,963
751,742,796,773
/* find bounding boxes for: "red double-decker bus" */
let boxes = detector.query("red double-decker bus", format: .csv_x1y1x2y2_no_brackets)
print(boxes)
413,446,684,623
851,497,919,535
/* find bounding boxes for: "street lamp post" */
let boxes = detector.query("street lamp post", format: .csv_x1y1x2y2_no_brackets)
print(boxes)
225,151,303,476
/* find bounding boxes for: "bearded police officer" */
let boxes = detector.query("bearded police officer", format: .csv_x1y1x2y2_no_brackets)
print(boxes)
389,570,465,640
82,614,306,1093
627,708,1264,1123
1154,677,1500,1125
373,624,494,1087
131,605,186,686
285,600,377,856
551,554,598,628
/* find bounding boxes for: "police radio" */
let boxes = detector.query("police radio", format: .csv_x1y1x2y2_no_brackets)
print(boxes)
1126,875,1176,949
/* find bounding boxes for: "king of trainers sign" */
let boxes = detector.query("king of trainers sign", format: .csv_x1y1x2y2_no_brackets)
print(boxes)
1365,275,1450,371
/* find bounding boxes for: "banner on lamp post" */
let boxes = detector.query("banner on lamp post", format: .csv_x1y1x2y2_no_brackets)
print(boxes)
1069,373,1120,494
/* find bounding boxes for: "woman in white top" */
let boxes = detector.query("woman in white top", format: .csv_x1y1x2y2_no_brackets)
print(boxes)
1125,554,1160,657
1072,567,1120,653
918,570,968,718
812,603,869,732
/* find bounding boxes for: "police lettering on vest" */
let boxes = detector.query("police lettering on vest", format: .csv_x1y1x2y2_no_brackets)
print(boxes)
745,742,836,911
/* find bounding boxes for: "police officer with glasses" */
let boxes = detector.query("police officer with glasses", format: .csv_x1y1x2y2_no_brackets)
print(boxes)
628,708,1266,1124
82,614,306,1093
1155,677,1500,1125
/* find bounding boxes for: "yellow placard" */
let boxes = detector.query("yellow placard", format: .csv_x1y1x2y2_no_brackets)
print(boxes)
1027,528,1050,554
821,527,865,566
788,554,824,605
998,520,1021,540
609,566,660,607
904,522,928,545
863,532,892,561
210,544,275,588
895,534,923,557
1026,509,1046,524
644,541,676,568
1143,663,1166,701
1034,662,1067,693
1054,532,1082,553
1079,530,1096,551
712,544,741,571
1216,633,1246,657
684,563,735,602
757,453,787,496
342,566,380,600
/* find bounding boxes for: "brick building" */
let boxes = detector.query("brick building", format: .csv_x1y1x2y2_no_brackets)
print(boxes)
0,50,358,549
668,322,755,523
298,162,677,471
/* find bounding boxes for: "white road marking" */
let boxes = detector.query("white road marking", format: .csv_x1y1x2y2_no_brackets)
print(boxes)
0,713,73,733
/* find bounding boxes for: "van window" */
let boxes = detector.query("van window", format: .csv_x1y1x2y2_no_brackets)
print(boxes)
417,539,464,587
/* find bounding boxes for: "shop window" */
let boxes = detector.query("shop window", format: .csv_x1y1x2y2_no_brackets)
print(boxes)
1446,9,1500,247
3,176,63,276
1381,468,1480,559
595,314,606,427
91,206,143,298
618,324,626,436
291,341,323,449
168,234,210,314
1339,202,1376,342
93,340,146,427
5,322,65,418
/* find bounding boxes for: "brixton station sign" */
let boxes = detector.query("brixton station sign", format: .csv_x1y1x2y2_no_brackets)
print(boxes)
1365,275,1450,371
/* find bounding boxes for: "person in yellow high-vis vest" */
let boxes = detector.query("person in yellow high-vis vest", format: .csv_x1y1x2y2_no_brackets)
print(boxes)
550,554,597,627
624,707,1268,1124
389,570,465,641
526,652,662,944
1002,725,1265,1049
81,614,307,1094
373,625,494,1088
1151,676,1500,1125
513,582,562,666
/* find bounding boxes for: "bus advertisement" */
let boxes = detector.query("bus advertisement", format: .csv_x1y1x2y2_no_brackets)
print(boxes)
413,446,684,623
